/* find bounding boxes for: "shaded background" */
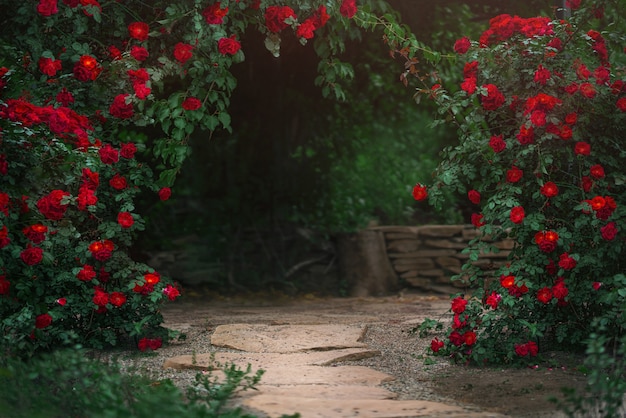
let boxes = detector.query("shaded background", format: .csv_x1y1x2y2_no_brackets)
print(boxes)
135,0,551,295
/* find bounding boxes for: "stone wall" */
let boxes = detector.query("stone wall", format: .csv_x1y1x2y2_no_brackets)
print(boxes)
370,225,514,293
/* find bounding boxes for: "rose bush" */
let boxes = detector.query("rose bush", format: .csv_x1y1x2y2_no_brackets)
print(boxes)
1,1,439,356
411,0,626,364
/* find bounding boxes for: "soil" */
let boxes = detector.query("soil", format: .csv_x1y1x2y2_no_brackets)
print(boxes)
155,289,590,417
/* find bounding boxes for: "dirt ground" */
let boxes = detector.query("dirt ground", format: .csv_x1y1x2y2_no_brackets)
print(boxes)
159,290,591,417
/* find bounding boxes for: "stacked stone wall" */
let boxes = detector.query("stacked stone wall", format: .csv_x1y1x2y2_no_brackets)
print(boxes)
370,225,514,293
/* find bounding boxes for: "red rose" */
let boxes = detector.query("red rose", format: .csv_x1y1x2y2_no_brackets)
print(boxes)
138,337,150,351
0,225,9,249
77,186,97,210
149,338,163,350
173,42,194,64
109,174,128,190
296,19,316,39
120,143,137,159
516,125,534,145
535,230,558,253
109,94,134,119
579,82,596,98
163,284,181,301
55,88,74,106
0,276,10,295
467,190,481,205
451,296,467,314
182,97,202,111
38,57,62,76
35,313,53,329
23,224,48,244
56,297,67,306
485,292,501,309
463,331,477,346
509,206,525,224
500,275,515,289
488,135,506,153
144,272,160,285
88,240,114,262
574,142,590,156
533,64,551,85
536,287,552,304
265,5,297,33
37,0,58,16
128,22,149,41
506,166,523,183
37,189,70,220
617,98,626,112
132,82,151,100
552,279,569,300
21,245,43,265
218,36,241,55
158,187,171,201
540,181,559,198
412,184,427,201
448,330,464,347
461,77,477,94
117,212,134,228
590,164,605,179
202,2,228,25
73,55,101,82
601,222,618,241
130,46,149,61
77,264,96,281
93,288,109,307
98,144,119,165
430,338,444,353
480,84,505,110
471,213,485,227
339,0,357,18
558,252,577,270
109,291,127,307
453,37,471,54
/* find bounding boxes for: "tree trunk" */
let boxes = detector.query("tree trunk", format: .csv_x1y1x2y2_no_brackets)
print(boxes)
337,229,398,297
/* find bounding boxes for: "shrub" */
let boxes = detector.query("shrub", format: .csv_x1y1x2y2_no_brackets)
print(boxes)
411,0,626,365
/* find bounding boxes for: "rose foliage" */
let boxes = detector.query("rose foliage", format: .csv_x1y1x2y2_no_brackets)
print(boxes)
413,0,626,364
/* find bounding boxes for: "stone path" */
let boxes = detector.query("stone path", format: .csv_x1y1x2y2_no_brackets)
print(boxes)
163,298,507,418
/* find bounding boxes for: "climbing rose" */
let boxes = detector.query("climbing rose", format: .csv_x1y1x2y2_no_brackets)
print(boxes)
163,284,181,301
98,144,119,165
37,190,70,220
20,245,43,265
35,313,53,329
453,37,471,54
540,181,559,198
535,230,559,253
138,337,162,351
217,36,241,55
109,292,127,307
601,222,618,241
109,94,134,119
339,0,357,18
88,240,114,262
506,166,523,183
509,206,525,224
451,296,467,314
37,0,58,16
430,338,444,353
480,84,505,110
537,287,552,304
471,213,485,227
590,164,605,179
534,64,551,85
202,2,228,24
485,292,501,309
93,288,109,307
120,143,137,159
182,97,202,111
617,97,626,112
109,174,128,190
173,42,193,64
412,184,427,201
515,341,538,357
467,190,481,204
56,88,74,106
77,265,97,281
128,22,149,41
158,187,171,201
23,224,48,244
117,212,134,228
574,142,590,156
56,298,67,306
558,252,577,270
264,5,296,32
38,57,62,76
488,135,506,153
73,55,101,82
130,45,149,61
463,331,477,346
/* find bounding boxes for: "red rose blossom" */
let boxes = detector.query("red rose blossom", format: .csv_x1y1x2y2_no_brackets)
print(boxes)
202,2,228,25
0,276,9,295
480,84,506,110
430,338,444,353
35,313,53,329
467,190,481,204
128,22,149,41
39,57,62,77
506,166,523,183
217,36,241,56
471,213,485,227
339,0,357,18
93,288,109,307
163,284,181,301
109,94,134,119
182,97,202,111
130,46,149,61
158,187,171,201
109,291,127,307
451,296,467,314
601,222,618,241
509,206,525,224
88,240,114,262
412,184,427,201
540,181,559,198
590,164,605,179
117,212,134,228
77,264,97,281
21,245,43,265
558,252,577,270
37,190,70,220
109,174,128,190
120,143,137,159
485,291,501,309
537,287,553,304
453,37,471,54
488,135,506,153
574,142,590,156
98,144,119,165
265,5,297,33
173,42,194,64
23,224,48,244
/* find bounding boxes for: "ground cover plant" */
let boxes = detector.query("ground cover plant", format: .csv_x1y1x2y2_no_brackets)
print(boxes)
407,0,626,414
